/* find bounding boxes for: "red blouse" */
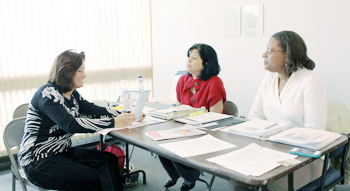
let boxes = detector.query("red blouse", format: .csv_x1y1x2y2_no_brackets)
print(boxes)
176,74,226,113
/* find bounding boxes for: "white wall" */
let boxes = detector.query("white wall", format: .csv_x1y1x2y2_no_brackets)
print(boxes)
151,0,350,117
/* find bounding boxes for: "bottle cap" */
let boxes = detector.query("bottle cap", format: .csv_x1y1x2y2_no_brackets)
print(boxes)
139,75,142,78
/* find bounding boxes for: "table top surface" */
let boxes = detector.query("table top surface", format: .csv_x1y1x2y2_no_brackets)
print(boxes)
108,102,348,186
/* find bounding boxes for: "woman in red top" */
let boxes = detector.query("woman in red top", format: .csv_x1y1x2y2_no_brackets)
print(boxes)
159,44,226,191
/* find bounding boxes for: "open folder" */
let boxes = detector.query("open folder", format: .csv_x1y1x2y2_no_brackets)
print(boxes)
267,127,342,150
174,112,245,130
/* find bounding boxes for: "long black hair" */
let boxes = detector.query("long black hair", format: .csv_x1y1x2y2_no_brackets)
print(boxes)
187,43,220,81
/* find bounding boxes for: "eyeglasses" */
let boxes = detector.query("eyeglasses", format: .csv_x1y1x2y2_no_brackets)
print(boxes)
266,48,284,55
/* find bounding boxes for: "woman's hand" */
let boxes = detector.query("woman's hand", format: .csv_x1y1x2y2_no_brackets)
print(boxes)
114,113,136,127
137,112,146,122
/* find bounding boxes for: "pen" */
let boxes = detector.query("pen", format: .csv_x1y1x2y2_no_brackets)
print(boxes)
264,124,277,130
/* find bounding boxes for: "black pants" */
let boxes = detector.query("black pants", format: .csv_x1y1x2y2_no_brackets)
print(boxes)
159,155,200,185
24,147,123,191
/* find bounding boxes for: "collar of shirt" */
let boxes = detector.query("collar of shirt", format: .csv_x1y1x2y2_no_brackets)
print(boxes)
184,77,202,92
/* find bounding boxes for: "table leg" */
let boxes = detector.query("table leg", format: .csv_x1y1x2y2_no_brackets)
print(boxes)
288,172,294,191
207,175,216,191
124,143,147,184
261,185,268,191
99,136,147,184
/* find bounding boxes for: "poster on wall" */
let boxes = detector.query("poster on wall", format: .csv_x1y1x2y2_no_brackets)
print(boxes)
243,4,264,35
223,6,241,36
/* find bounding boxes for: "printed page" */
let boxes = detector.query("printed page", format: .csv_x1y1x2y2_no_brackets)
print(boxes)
145,126,206,141
153,105,193,114
175,112,232,124
98,115,166,135
159,134,236,158
207,143,297,176
132,90,151,121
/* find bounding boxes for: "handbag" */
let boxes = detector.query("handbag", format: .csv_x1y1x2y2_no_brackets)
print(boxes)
122,163,139,187
97,143,125,174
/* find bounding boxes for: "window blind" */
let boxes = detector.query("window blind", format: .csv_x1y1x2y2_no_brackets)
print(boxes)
0,0,152,157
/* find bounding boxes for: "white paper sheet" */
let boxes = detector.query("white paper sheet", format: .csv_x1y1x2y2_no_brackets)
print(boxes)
98,115,166,135
142,106,157,114
159,134,236,158
145,126,206,141
174,112,232,124
132,90,151,121
207,143,297,176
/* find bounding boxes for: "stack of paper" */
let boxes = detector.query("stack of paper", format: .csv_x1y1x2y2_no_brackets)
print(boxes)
220,120,292,140
268,127,342,150
174,112,233,125
207,143,298,176
145,126,206,141
148,105,206,120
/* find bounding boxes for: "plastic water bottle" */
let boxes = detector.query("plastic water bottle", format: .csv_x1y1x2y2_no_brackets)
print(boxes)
120,80,129,101
137,76,144,94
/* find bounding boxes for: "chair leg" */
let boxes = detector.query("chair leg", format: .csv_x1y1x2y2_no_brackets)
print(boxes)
12,172,15,191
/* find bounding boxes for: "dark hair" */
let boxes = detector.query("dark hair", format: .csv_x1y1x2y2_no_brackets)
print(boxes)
272,31,315,77
187,43,221,81
48,50,85,93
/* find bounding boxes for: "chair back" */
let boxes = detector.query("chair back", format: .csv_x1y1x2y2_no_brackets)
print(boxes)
13,103,29,119
168,70,187,102
224,101,238,117
4,117,26,149
298,133,350,191
3,117,28,191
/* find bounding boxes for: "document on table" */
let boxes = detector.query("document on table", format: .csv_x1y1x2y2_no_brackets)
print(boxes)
145,126,206,141
132,90,151,121
174,112,232,124
268,127,342,150
207,143,298,176
98,115,166,135
159,134,236,158
142,106,157,114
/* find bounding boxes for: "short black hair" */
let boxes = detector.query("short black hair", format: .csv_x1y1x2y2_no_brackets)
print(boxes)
48,50,85,93
187,44,221,81
272,31,315,77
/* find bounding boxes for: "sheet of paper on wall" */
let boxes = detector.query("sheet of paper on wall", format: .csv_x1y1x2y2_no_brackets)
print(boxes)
207,143,297,177
159,134,236,158
98,115,166,135
267,127,342,150
132,89,151,121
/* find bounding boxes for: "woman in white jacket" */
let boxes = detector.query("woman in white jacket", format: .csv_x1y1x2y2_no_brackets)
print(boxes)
244,31,327,191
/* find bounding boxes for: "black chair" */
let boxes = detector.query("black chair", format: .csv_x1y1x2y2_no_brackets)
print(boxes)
298,133,350,191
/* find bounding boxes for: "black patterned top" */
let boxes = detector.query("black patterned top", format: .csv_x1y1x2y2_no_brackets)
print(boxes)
18,83,119,166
